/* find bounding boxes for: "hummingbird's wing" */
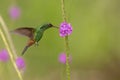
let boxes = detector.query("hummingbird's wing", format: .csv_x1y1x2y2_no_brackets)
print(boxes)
11,27,36,39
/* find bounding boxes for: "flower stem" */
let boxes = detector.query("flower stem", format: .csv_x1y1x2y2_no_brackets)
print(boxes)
0,16,23,80
0,16,17,58
61,0,67,22
65,36,70,80
61,0,71,80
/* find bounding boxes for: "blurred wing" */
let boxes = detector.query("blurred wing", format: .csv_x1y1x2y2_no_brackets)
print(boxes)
11,27,35,39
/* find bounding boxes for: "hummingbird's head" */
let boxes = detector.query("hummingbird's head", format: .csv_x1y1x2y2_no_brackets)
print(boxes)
40,23,52,30
40,23,59,30
47,23,59,29
47,23,53,27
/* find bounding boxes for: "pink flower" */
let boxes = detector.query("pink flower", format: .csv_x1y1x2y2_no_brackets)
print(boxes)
59,22,72,37
0,49,9,62
9,5,21,20
58,53,72,64
16,57,26,70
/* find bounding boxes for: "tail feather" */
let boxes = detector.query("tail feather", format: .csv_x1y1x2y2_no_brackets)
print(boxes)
21,46,29,55
21,39,35,55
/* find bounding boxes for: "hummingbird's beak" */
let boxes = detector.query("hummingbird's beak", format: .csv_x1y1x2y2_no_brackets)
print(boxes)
52,26,59,29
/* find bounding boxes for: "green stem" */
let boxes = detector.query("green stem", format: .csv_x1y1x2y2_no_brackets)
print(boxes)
0,16,23,80
61,0,71,80
0,16,17,58
61,0,67,22
65,36,70,80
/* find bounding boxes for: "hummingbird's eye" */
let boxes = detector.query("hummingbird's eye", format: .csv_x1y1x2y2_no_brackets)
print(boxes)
48,23,53,27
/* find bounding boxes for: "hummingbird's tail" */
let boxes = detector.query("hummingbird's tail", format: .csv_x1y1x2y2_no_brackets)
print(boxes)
21,39,35,56
21,46,29,56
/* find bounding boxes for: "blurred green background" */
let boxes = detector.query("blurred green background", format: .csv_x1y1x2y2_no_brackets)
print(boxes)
0,0,120,80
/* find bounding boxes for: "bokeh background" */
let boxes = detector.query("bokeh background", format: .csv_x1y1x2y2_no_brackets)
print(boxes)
0,0,120,80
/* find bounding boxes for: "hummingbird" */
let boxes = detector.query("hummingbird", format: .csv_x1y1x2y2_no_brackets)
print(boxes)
12,23,58,55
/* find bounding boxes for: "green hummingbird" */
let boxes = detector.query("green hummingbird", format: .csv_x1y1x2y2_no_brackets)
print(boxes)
12,23,57,55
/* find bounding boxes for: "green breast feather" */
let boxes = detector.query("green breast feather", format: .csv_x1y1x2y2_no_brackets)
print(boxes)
34,28,43,43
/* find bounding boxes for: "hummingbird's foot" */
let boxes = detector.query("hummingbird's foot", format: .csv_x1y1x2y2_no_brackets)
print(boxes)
35,42,39,46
